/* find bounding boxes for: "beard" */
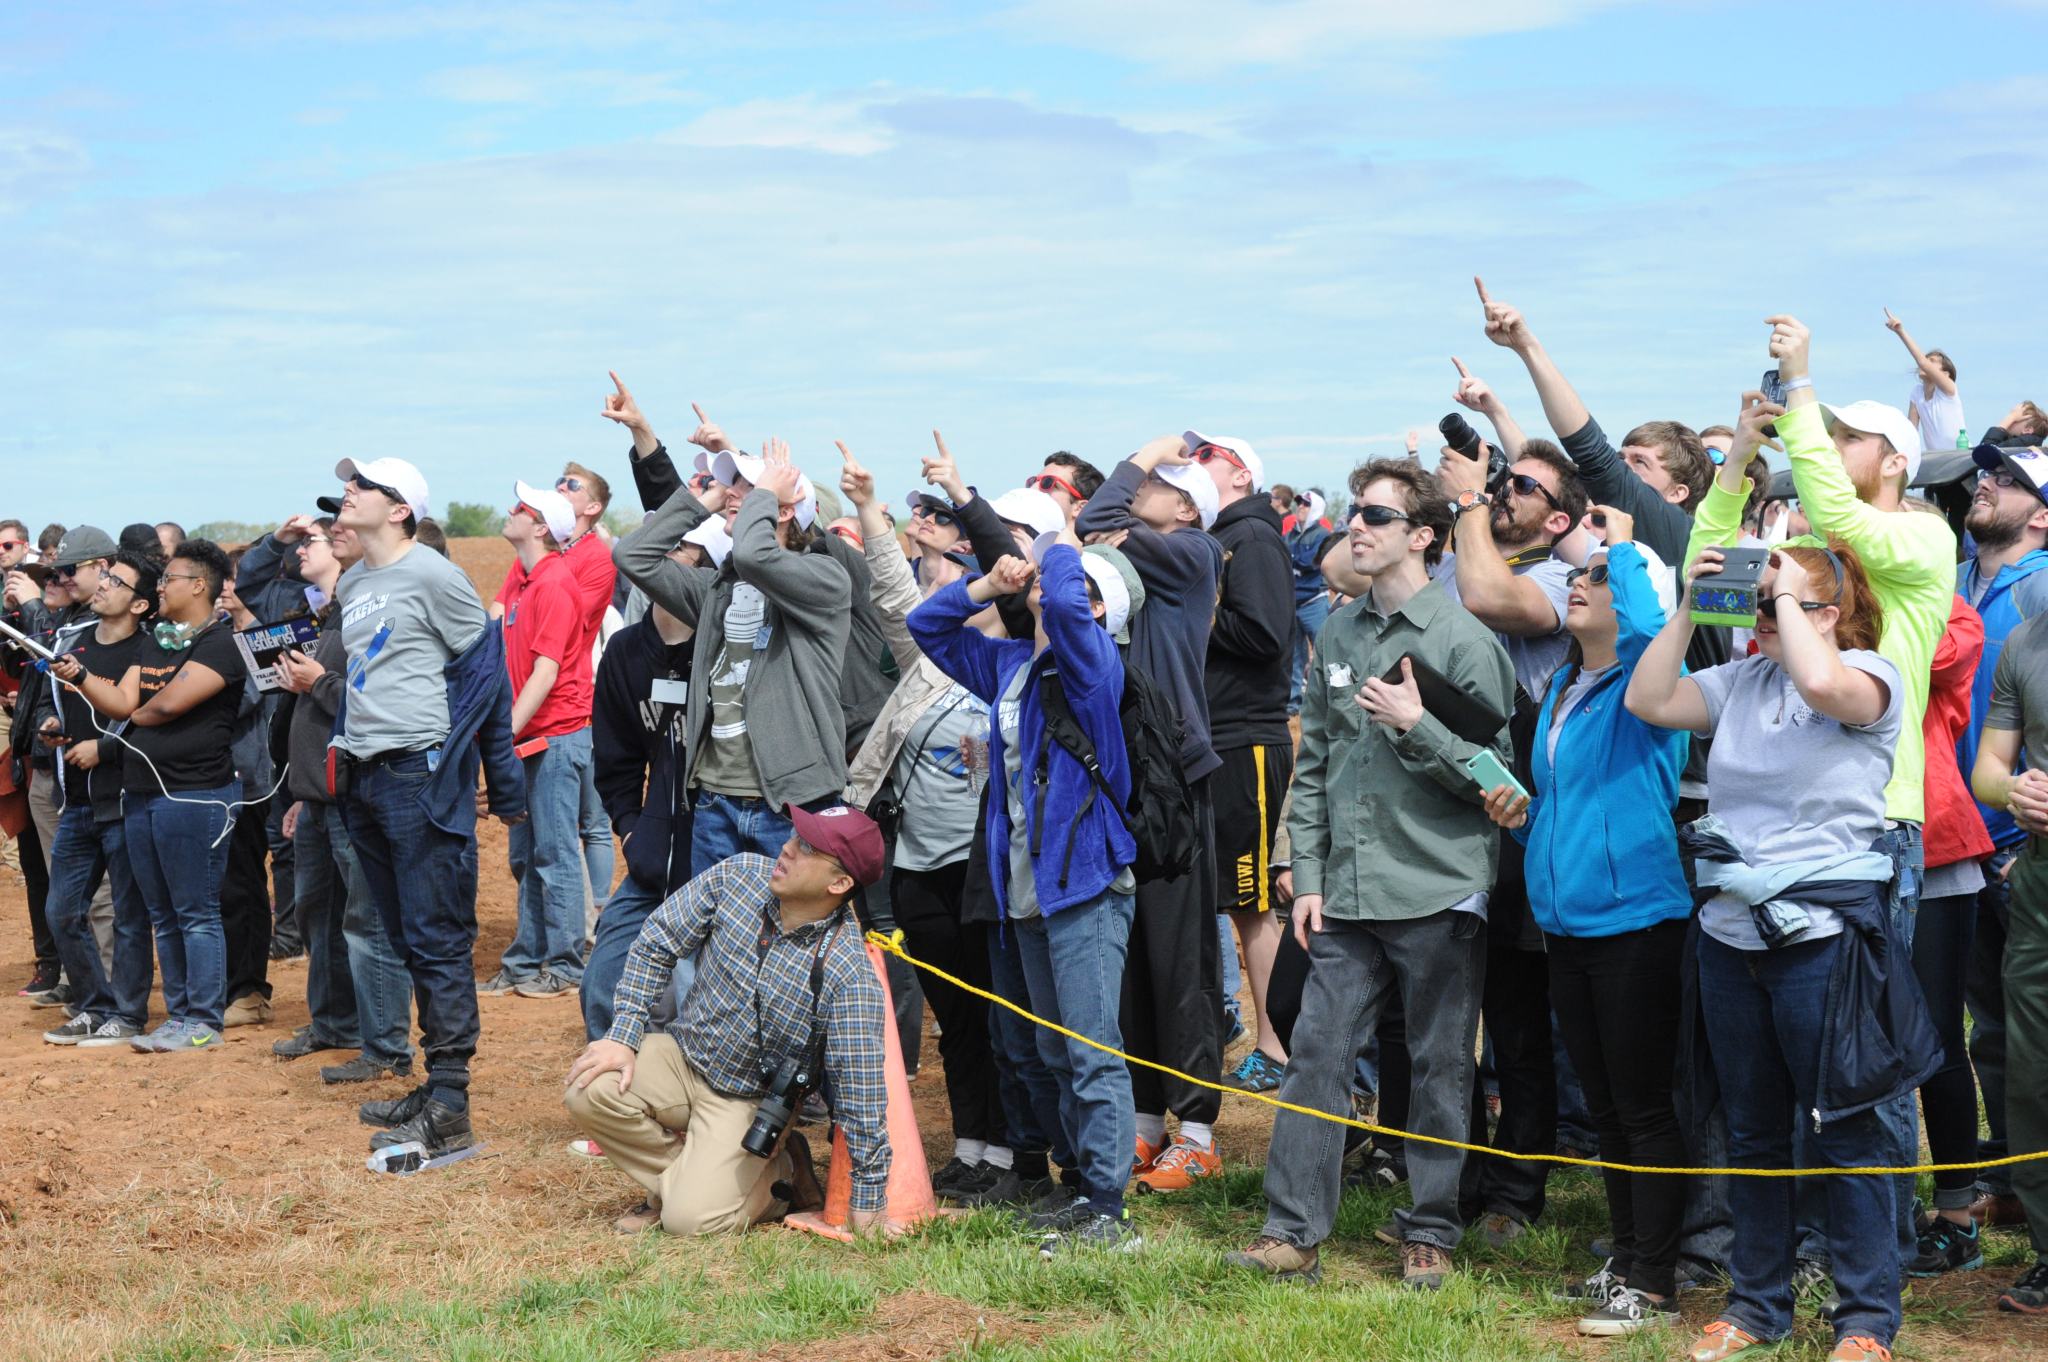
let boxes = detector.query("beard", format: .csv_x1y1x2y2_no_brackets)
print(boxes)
1967,499,2027,552
1490,503,1546,550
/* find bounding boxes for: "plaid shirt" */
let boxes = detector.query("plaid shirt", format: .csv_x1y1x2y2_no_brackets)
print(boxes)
605,854,892,1212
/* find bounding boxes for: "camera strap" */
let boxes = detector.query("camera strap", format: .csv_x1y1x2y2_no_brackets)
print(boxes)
750,902,850,1094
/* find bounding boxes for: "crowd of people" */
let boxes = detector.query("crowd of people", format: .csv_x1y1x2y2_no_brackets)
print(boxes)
5,286,2048,1362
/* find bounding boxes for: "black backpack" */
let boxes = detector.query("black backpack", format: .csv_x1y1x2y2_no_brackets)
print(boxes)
1036,657,1198,886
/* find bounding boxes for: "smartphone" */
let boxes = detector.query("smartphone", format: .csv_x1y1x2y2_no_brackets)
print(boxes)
1759,369,1785,439
1690,544,1771,628
1464,748,1528,802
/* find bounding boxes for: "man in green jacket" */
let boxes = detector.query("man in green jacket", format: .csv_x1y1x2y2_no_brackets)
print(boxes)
1225,457,1512,1293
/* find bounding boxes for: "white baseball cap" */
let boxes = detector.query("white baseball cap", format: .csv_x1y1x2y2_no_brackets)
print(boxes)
1031,531,1133,642
1152,462,1220,530
988,487,1064,538
1586,539,1679,619
711,451,818,529
1184,429,1265,492
1821,401,1924,485
335,457,431,521
512,481,577,543
681,516,733,567
1301,490,1326,525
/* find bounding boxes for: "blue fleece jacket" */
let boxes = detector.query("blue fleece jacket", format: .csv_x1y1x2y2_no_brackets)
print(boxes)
907,546,1136,916
1515,541,1692,939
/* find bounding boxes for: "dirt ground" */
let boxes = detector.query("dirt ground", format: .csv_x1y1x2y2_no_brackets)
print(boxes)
0,538,2039,1360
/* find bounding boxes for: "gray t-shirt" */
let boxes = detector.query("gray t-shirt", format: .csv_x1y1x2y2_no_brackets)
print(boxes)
998,664,1039,920
336,546,488,756
694,585,764,797
1692,649,1904,950
1988,612,2048,775
889,682,989,873
1439,551,1575,700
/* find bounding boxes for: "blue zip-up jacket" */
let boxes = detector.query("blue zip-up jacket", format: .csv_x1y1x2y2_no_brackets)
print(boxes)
1287,520,1332,607
907,546,1136,916
333,625,526,836
1958,549,2048,847
1514,541,1691,938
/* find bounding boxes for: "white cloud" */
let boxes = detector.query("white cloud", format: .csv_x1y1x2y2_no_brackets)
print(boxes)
425,65,543,105
661,94,894,155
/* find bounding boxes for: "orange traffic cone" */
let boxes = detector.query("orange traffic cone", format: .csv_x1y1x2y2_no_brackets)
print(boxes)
783,940,948,1240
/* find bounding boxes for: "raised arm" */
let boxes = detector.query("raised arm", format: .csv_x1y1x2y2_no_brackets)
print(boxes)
1478,277,1592,444
1600,520,1670,665
1037,540,1120,697
732,446,852,632
614,479,717,626
837,441,922,673
1451,355,1528,459
1884,309,1957,396
1437,448,1563,637
907,569,1026,704
1626,553,1713,733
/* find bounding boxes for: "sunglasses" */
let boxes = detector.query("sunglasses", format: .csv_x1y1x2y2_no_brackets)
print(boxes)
1024,473,1081,500
509,503,543,521
911,504,958,529
1757,596,1828,620
1508,473,1562,510
1348,503,1412,528
352,477,404,505
1564,564,1610,588
1192,444,1246,473
1294,494,1314,507
0,539,23,553
556,475,585,494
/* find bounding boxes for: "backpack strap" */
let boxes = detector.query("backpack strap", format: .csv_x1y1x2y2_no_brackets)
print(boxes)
1034,665,1111,889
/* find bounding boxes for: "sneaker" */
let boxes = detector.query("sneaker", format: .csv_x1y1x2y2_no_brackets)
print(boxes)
1225,1050,1286,1094
476,969,519,996
1826,1336,1891,1362
42,1011,98,1045
1973,1190,2029,1230
1687,1320,1767,1362
172,1024,224,1051
1224,1013,1247,1049
273,1025,349,1060
1132,1133,1164,1177
1475,1211,1527,1250
513,970,575,999
1038,1210,1141,1258
268,938,305,962
1792,1257,1839,1321
1344,1147,1404,1191
958,1165,1029,1209
1223,1234,1322,1284
566,1137,605,1158
1998,1258,2048,1314
1554,1258,1626,1303
368,1096,474,1154
322,1054,412,1084
222,993,273,1027
1908,1216,1983,1277
77,1018,144,1048
1133,1136,1222,1192
1578,1285,1678,1336
930,1156,980,1199
17,963,60,997
129,1020,185,1052
1024,1194,1093,1234
360,1084,434,1129
1400,1240,1452,1291
27,981,76,1009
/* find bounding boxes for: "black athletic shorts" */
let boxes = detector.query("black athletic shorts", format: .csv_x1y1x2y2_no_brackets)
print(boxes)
1211,742,1292,913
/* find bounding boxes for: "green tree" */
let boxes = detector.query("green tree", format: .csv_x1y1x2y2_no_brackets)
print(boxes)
441,502,498,538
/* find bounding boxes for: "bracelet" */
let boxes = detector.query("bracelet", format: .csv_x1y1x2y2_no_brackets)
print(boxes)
1775,592,1802,603
1782,377,1814,393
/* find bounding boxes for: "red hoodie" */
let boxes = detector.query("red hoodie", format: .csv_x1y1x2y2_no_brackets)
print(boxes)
1923,595,1993,871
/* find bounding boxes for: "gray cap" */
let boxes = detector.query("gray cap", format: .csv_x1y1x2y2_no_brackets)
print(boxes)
52,524,118,568
1081,543,1147,645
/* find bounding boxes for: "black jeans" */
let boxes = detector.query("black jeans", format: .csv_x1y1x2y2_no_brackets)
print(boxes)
21,803,56,972
1124,775,1221,1124
1966,852,2017,1195
219,787,274,1003
1913,891,1980,1204
1547,921,1691,1297
892,861,1002,1146
1460,944,1555,1226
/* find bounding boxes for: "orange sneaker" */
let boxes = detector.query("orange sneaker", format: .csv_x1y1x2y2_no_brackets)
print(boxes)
1827,1338,1890,1362
1133,1136,1222,1192
1687,1320,1766,1362
1133,1134,1164,1177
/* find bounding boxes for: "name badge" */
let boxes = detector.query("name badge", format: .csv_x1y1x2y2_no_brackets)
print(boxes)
650,678,689,706
1327,663,1354,689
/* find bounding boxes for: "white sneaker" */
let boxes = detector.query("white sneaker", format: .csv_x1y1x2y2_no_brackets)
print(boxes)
78,1018,146,1048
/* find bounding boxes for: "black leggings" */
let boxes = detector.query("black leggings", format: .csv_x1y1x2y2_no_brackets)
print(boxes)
1547,920,1691,1297
891,861,1003,1146
1912,891,1980,1201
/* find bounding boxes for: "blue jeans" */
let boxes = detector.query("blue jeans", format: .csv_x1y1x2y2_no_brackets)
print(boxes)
124,787,235,1030
307,803,414,1067
689,791,793,877
1700,933,1900,1346
47,806,153,1029
345,750,477,1105
578,759,613,929
581,871,682,1042
1218,913,1242,1029
1014,890,1137,1215
293,803,362,1048
987,923,1072,1173
1287,593,1329,715
502,727,593,983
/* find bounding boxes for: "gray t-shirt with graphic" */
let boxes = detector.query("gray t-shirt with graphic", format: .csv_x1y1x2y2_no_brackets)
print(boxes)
695,584,764,797
336,546,488,756
1438,551,1575,699
890,681,989,874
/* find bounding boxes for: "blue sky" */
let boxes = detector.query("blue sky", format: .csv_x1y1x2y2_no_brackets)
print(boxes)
5,0,2045,527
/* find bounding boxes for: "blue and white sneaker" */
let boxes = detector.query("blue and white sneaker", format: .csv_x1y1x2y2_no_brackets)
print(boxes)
131,1020,188,1053
1225,1050,1286,1093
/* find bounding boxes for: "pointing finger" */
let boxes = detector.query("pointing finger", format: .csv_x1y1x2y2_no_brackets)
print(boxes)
932,429,951,462
1451,355,1472,380
835,440,853,462
609,370,627,395
692,402,709,425
1473,275,1491,306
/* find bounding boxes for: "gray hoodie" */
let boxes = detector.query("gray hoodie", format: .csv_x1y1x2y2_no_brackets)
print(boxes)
615,485,852,810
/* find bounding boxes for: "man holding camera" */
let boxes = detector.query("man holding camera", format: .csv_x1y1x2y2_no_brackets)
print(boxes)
564,804,891,1236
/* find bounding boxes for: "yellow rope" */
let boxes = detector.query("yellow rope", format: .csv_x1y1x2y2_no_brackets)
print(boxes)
868,928,2048,1179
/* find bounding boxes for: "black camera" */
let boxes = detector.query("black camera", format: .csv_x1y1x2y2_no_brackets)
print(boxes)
1439,413,1511,494
742,1053,816,1159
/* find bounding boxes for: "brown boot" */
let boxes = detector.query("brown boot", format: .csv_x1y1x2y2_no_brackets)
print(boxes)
1400,1239,1452,1291
612,1197,662,1234
775,1130,825,1213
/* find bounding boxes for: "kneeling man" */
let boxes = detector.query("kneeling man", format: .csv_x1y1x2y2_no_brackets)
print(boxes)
564,804,892,1235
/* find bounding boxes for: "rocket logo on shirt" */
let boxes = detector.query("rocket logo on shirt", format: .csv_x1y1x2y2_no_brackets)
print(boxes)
342,592,390,627
347,620,394,692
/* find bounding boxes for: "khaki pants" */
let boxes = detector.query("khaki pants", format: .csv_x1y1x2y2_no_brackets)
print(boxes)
29,769,113,970
564,1032,792,1236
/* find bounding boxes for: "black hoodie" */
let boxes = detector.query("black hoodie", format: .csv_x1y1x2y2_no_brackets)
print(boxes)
1204,494,1294,750
593,614,695,895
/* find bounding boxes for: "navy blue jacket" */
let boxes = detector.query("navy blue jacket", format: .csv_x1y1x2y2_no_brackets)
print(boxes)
593,616,692,894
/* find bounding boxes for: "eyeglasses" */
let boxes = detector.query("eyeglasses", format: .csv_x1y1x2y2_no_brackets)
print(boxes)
158,573,205,589
1024,473,1081,500
1348,503,1412,528
1757,596,1828,620
1977,468,2019,489
1508,473,1562,510
1564,564,1611,588
792,834,847,874
100,574,140,597
1192,444,1247,473
556,475,585,494
298,535,331,547
911,504,958,529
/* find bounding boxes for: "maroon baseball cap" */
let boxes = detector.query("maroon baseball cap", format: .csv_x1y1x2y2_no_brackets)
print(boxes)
788,803,886,887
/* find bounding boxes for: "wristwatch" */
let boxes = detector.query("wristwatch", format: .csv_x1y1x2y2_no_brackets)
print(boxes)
1450,490,1493,515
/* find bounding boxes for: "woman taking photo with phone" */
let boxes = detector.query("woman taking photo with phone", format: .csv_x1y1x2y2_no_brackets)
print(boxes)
1626,538,1936,1362
1480,506,1692,1337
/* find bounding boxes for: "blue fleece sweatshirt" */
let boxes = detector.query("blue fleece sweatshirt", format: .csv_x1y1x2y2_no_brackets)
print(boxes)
908,546,1136,916
1515,541,1692,938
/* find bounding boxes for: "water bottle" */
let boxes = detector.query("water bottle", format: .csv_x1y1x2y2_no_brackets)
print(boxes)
1957,428,1969,449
